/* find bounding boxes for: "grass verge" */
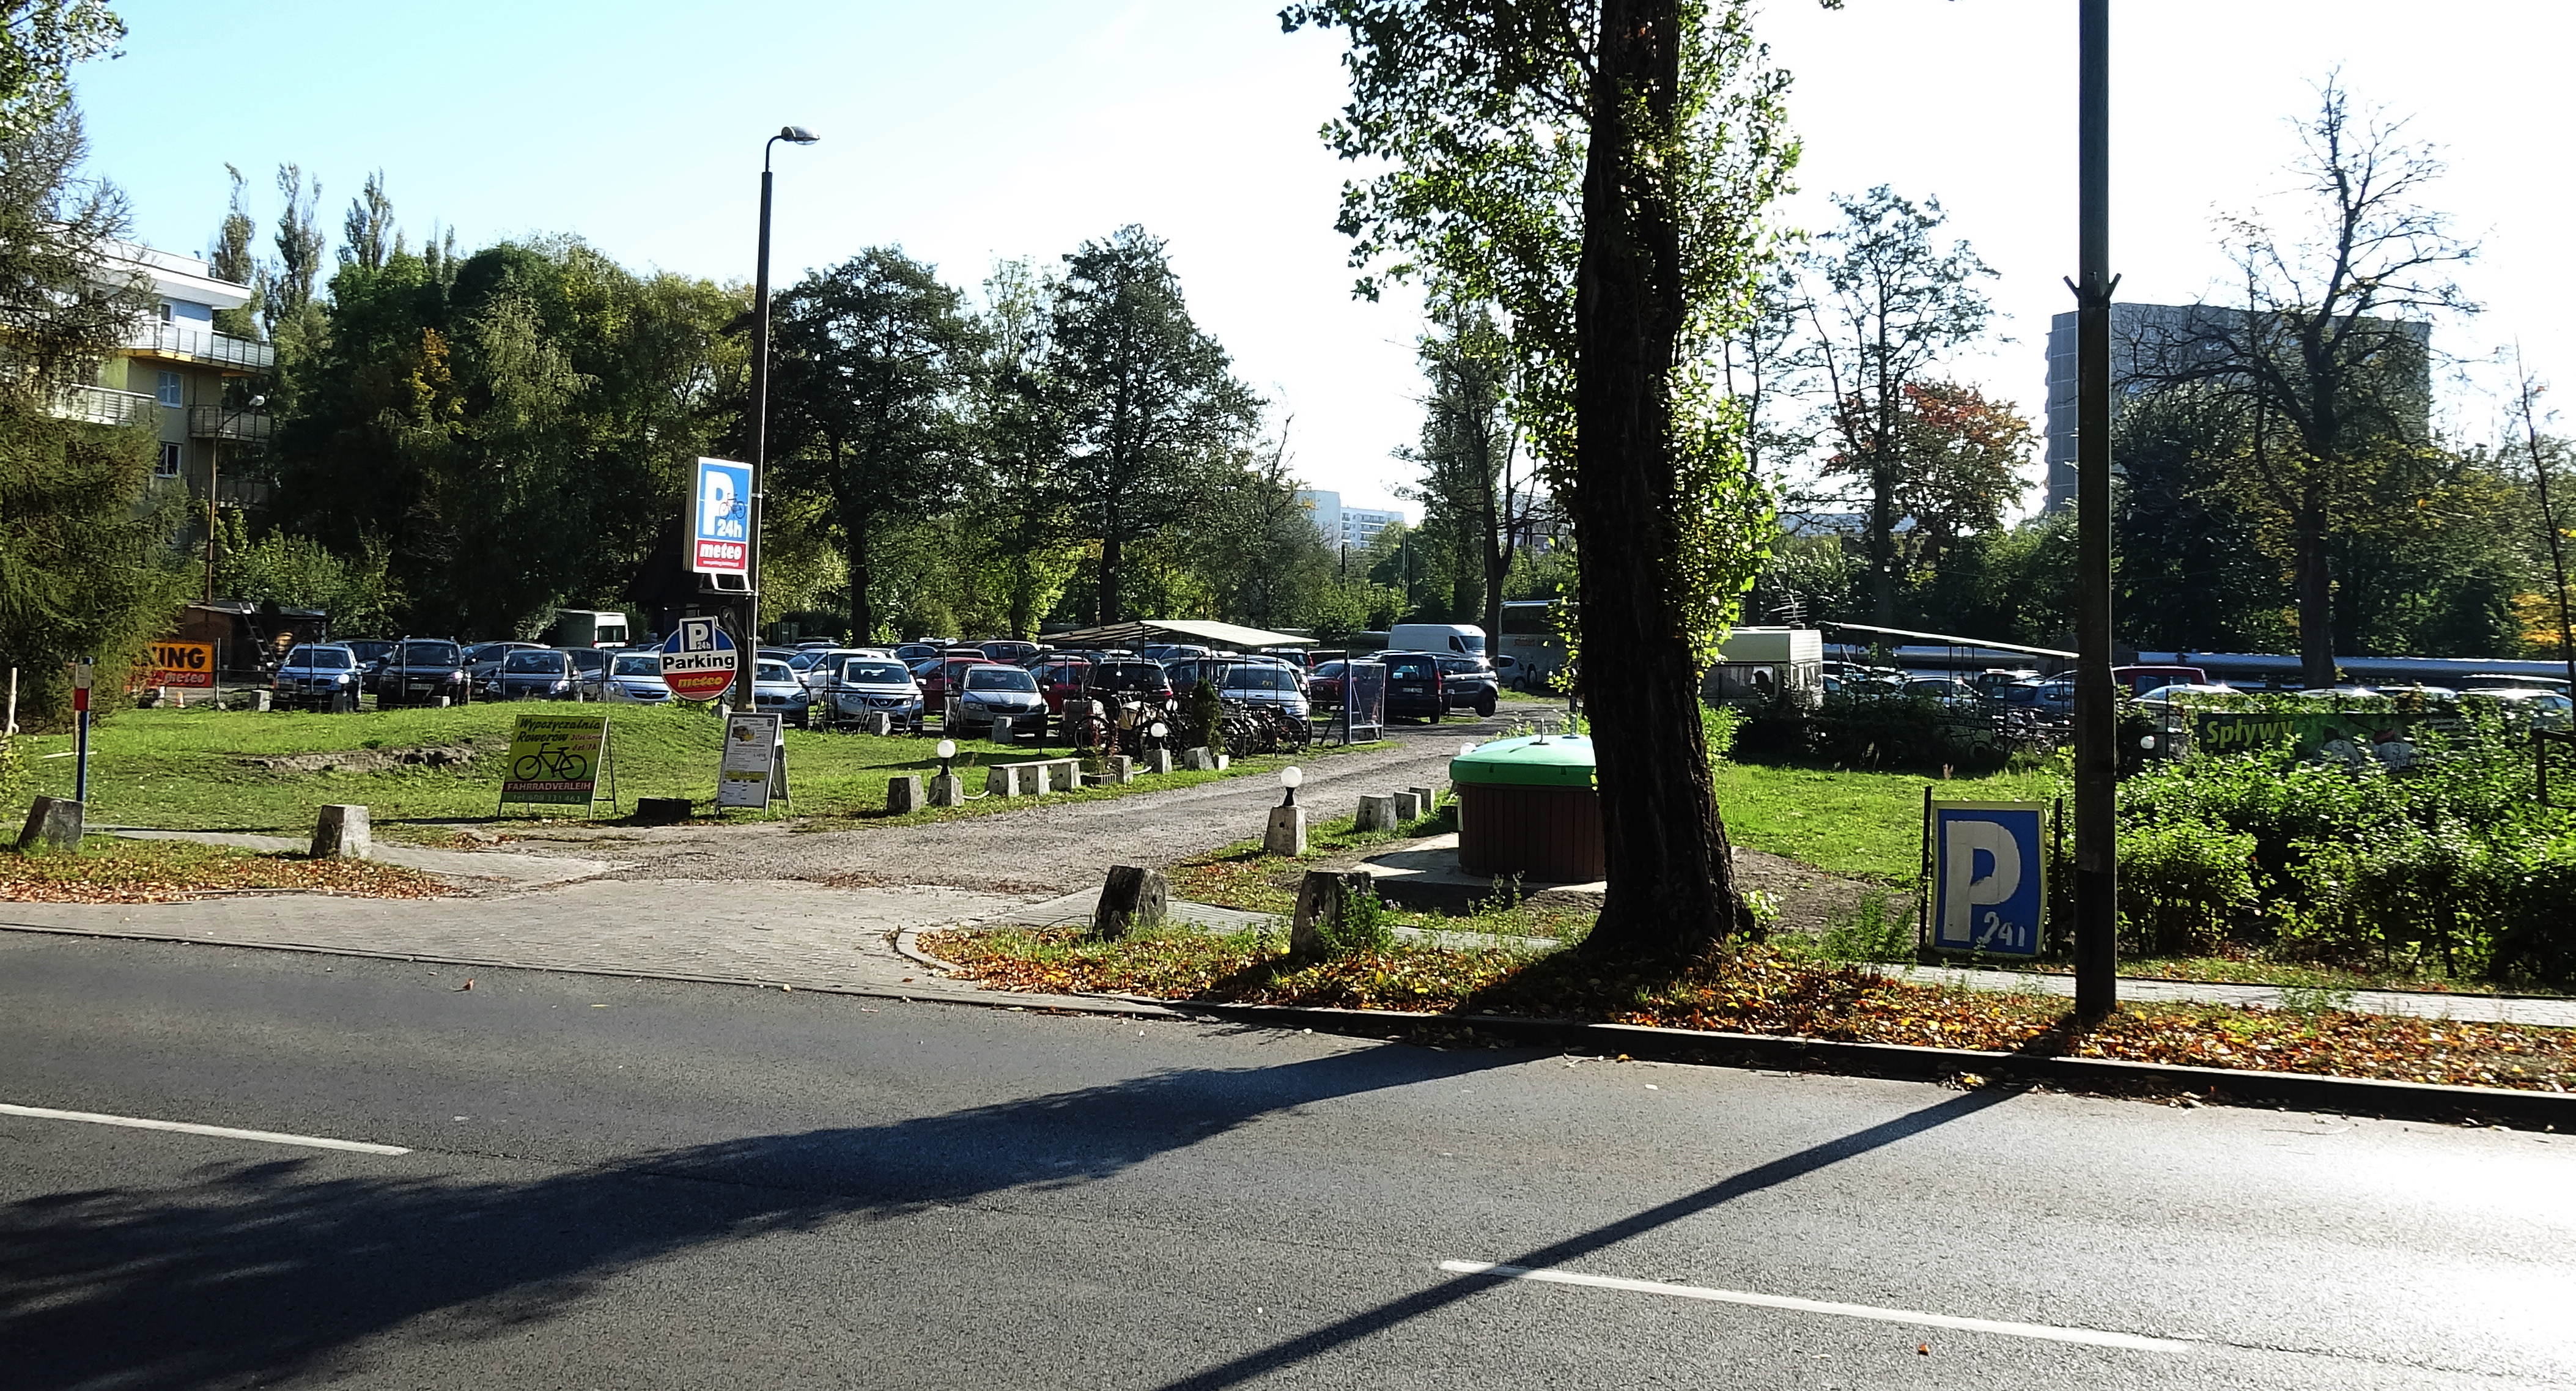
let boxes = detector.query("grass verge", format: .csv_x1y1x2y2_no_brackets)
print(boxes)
1164,801,1588,943
13,704,1384,836
923,927,2576,1093
0,839,449,902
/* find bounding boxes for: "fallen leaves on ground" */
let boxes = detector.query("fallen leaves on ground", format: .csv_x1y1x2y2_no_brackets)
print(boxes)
922,927,2576,1093
0,841,451,902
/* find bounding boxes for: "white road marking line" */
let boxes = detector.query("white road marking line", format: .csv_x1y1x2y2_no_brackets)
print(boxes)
0,1103,411,1156
1438,1261,2191,1352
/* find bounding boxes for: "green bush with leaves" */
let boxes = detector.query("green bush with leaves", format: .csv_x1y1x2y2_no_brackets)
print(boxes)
2117,821,2259,956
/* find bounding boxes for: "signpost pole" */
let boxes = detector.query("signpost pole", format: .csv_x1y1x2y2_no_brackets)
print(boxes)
70,660,92,804
741,159,773,714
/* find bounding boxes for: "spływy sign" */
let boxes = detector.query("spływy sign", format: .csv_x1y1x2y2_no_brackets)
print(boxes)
1930,801,2047,957
146,641,215,688
690,457,753,575
659,618,738,702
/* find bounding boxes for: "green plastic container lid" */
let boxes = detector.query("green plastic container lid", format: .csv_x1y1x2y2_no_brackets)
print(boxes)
1450,734,1597,788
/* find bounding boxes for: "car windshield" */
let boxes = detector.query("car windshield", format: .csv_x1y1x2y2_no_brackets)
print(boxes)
504,651,563,673
293,648,352,670
613,655,660,676
755,662,794,682
402,643,460,665
1092,664,1165,691
964,667,1037,692
1225,668,1290,690
845,661,909,684
1387,658,1433,679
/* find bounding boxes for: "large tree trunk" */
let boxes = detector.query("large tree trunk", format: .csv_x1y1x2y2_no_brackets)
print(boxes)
847,505,876,644
1100,531,1124,625
2295,492,2333,688
1571,0,1749,964
1869,457,1898,629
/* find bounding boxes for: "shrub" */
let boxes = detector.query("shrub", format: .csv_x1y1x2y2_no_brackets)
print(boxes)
2117,820,2259,956
1703,703,1743,761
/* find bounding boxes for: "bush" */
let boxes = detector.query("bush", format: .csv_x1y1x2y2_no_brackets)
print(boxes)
1703,702,1743,761
2118,821,2258,956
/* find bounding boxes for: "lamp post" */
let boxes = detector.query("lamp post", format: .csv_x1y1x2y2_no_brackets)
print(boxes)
2070,0,2118,1020
739,124,820,712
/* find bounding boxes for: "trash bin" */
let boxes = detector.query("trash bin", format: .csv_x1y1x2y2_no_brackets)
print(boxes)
1449,734,1604,882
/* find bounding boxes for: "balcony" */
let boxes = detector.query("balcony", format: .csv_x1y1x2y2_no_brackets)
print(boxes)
51,383,157,428
189,404,274,443
125,322,275,372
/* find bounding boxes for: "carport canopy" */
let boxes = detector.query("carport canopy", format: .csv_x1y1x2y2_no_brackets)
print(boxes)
1044,618,1308,651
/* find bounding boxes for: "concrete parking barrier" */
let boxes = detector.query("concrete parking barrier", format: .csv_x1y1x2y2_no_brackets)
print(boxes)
928,773,965,808
1145,748,1175,776
17,796,82,851
310,804,371,860
1093,865,1168,940
1357,794,1400,833
1392,790,1425,821
1181,747,1217,772
886,775,924,814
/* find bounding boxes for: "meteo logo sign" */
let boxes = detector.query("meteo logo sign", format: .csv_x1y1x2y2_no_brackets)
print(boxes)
690,457,753,575
662,652,736,673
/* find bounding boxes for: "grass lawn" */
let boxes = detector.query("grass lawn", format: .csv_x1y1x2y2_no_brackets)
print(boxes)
0,837,446,901
1710,760,2064,882
12,704,1381,837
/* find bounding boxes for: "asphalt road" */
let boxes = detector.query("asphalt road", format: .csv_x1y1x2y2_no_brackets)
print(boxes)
5,930,2572,1390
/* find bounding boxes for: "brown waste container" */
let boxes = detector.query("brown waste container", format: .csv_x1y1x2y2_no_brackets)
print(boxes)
1451,735,1604,882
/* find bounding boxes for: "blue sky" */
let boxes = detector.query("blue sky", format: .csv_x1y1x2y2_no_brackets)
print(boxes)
76,1,2576,512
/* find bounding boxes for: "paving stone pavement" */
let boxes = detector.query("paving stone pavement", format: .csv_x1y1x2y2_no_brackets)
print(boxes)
1889,962,2576,1027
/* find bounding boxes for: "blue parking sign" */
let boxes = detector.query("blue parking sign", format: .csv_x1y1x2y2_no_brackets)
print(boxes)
1931,802,2048,957
690,457,753,575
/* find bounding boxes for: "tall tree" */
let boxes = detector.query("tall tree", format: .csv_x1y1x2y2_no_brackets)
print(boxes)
769,248,975,644
1400,301,1541,645
1048,226,1258,624
1803,186,1994,627
2132,78,2475,686
0,1,120,138
339,168,400,272
959,258,1079,641
206,163,262,337
1291,0,1796,960
1888,380,2032,579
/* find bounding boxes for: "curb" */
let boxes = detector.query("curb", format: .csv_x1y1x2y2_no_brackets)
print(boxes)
1170,1000,2575,1131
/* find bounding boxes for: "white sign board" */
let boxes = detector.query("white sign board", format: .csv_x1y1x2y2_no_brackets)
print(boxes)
717,712,786,809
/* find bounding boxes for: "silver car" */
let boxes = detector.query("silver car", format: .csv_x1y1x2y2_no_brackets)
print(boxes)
587,650,673,704
825,656,925,731
949,663,1047,737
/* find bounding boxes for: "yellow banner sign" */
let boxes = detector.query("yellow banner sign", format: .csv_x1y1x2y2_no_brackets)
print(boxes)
500,712,609,810
147,641,215,688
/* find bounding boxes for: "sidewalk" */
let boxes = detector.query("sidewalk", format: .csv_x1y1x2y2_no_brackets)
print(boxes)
1888,962,2576,1028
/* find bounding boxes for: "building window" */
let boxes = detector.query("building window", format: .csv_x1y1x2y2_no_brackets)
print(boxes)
156,370,183,407
155,442,182,479
157,301,174,323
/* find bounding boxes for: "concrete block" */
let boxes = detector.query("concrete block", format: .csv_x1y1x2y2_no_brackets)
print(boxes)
1181,747,1217,772
1107,755,1135,784
1145,748,1175,776
1093,865,1168,940
1356,793,1400,833
1392,790,1425,821
860,710,893,737
310,803,372,860
885,775,923,814
986,763,1028,797
1216,753,1230,770
1264,805,1307,857
253,689,273,712
1408,785,1437,814
17,795,82,850
1290,868,1377,961
991,715,1015,744
928,773,964,808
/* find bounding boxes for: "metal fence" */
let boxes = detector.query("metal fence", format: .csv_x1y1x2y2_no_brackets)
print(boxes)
51,383,157,428
127,322,275,372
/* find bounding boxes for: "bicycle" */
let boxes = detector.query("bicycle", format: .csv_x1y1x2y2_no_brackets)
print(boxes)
511,742,591,781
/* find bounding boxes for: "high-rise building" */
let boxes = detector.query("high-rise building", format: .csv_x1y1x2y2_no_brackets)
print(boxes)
1295,490,1407,552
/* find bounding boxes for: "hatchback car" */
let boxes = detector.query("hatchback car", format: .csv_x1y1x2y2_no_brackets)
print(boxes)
589,650,673,704
380,639,471,706
1436,655,1499,717
950,663,1049,737
465,641,547,689
272,643,364,711
1382,651,1446,722
492,648,580,700
1211,660,1309,721
826,656,925,730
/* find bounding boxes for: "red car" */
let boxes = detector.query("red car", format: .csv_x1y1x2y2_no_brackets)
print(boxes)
1309,660,1346,704
915,656,1000,709
1032,657,1093,715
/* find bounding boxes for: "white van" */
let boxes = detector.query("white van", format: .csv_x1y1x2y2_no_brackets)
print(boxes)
1387,622,1486,657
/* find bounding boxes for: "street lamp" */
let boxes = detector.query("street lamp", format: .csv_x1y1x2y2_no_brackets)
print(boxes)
1277,764,1301,808
936,738,957,780
739,124,820,710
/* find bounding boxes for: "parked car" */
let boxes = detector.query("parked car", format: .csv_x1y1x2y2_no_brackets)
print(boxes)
1211,660,1309,721
1382,651,1446,722
791,648,882,692
824,656,925,730
1435,655,1499,717
2113,663,2209,695
892,641,945,663
2463,687,2575,729
1902,677,1986,709
380,639,471,706
1308,660,1346,705
566,646,611,689
1030,655,1094,717
490,648,580,700
978,639,1040,665
2136,682,2241,704
949,663,1049,737
1142,643,1214,663
917,656,999,710
464,641,547,689
1969,668,2041,698
749,659,814,728
271,643,364,711
1080,660,1176,707
588,650,673,704
340,639,397,693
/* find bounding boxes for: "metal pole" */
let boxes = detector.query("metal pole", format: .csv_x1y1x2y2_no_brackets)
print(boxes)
740,156,776,713
2071,0,2119,1020
204,441,218,603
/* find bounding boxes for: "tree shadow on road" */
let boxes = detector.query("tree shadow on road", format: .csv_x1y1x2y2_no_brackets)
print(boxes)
0,1043,1513,1390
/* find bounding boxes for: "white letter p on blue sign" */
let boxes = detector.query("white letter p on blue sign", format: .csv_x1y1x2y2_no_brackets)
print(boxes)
1932,803,2046,956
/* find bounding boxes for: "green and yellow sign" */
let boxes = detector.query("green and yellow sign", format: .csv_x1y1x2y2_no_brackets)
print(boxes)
500,712,610,811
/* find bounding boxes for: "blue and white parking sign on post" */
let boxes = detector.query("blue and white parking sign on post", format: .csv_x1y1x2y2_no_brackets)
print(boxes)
690,457,753,576
1931,801,2048,957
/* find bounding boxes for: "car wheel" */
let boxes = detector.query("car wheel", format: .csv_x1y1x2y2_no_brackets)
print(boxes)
1477,696,1496,718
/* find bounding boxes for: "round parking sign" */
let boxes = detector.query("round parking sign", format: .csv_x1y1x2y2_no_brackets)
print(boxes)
660,619,739,701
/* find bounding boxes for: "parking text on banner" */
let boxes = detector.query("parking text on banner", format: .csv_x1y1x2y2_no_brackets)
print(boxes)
146,641,216,688
1930,801,2048,957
